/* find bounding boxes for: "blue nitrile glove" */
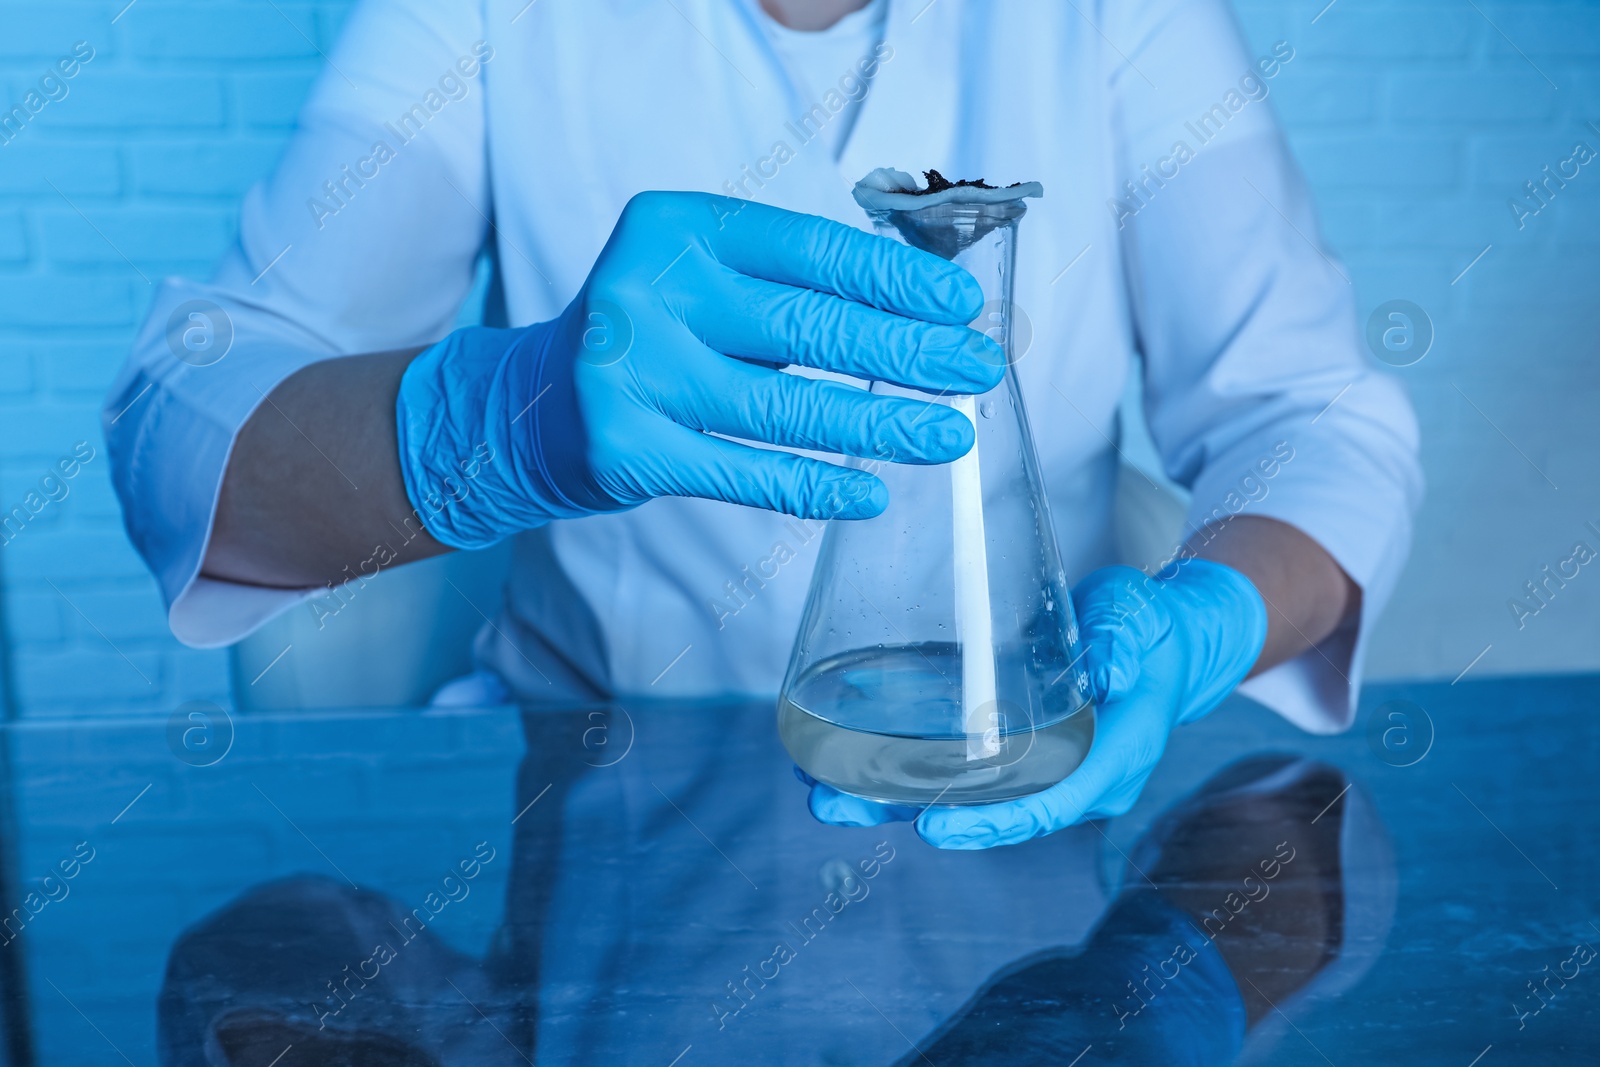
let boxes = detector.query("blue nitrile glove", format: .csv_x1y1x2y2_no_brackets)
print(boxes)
395,192,1005,549
806,558,1269,849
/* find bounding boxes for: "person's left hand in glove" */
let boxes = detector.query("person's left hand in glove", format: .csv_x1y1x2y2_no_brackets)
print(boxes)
805,517,1357,849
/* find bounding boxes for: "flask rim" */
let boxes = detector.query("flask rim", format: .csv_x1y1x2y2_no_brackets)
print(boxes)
863,199,1030,227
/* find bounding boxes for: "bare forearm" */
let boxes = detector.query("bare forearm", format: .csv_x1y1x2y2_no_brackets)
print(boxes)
1190,515,1359,676
203,348,450,588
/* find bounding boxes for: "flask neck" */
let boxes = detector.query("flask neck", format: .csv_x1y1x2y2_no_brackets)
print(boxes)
869,206,1023,370
866,201,1025,263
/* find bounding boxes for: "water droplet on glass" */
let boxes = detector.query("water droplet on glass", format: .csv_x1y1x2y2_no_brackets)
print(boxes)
979,400,996,419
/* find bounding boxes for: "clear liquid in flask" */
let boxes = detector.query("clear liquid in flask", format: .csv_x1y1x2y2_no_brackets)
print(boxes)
779,643,1094,806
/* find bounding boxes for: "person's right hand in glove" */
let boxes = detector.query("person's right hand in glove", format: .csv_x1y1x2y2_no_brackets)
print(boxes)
396,191,1005,550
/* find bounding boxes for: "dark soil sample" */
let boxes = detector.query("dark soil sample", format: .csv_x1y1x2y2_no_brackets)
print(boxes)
912,170,1025,195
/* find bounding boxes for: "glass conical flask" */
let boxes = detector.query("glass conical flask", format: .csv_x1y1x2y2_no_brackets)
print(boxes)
778,171,1095,807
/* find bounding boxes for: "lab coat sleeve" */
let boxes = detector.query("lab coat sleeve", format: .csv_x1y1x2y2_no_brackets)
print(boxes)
1102,0,1424,733
102,0,490,648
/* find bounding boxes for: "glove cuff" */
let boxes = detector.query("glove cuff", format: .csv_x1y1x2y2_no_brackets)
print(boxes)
1157,557,1268,725
394,322,588,551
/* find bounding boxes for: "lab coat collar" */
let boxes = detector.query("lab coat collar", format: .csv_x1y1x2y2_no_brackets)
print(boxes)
837,0,963,193
718,0,966,225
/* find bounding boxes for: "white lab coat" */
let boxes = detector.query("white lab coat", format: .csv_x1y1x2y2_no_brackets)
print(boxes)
104,0,1421,733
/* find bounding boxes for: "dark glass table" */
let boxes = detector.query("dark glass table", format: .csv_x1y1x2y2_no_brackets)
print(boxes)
2,674,1595,1065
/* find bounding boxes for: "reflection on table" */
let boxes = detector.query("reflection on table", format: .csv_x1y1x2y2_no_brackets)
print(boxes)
3,675,1597,1064
154,702,1387,1067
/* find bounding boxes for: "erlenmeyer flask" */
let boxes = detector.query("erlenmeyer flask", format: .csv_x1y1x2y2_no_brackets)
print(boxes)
778,172,1095,807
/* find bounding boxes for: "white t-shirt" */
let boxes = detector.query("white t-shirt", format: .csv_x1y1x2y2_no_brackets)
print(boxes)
759,0,888,160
